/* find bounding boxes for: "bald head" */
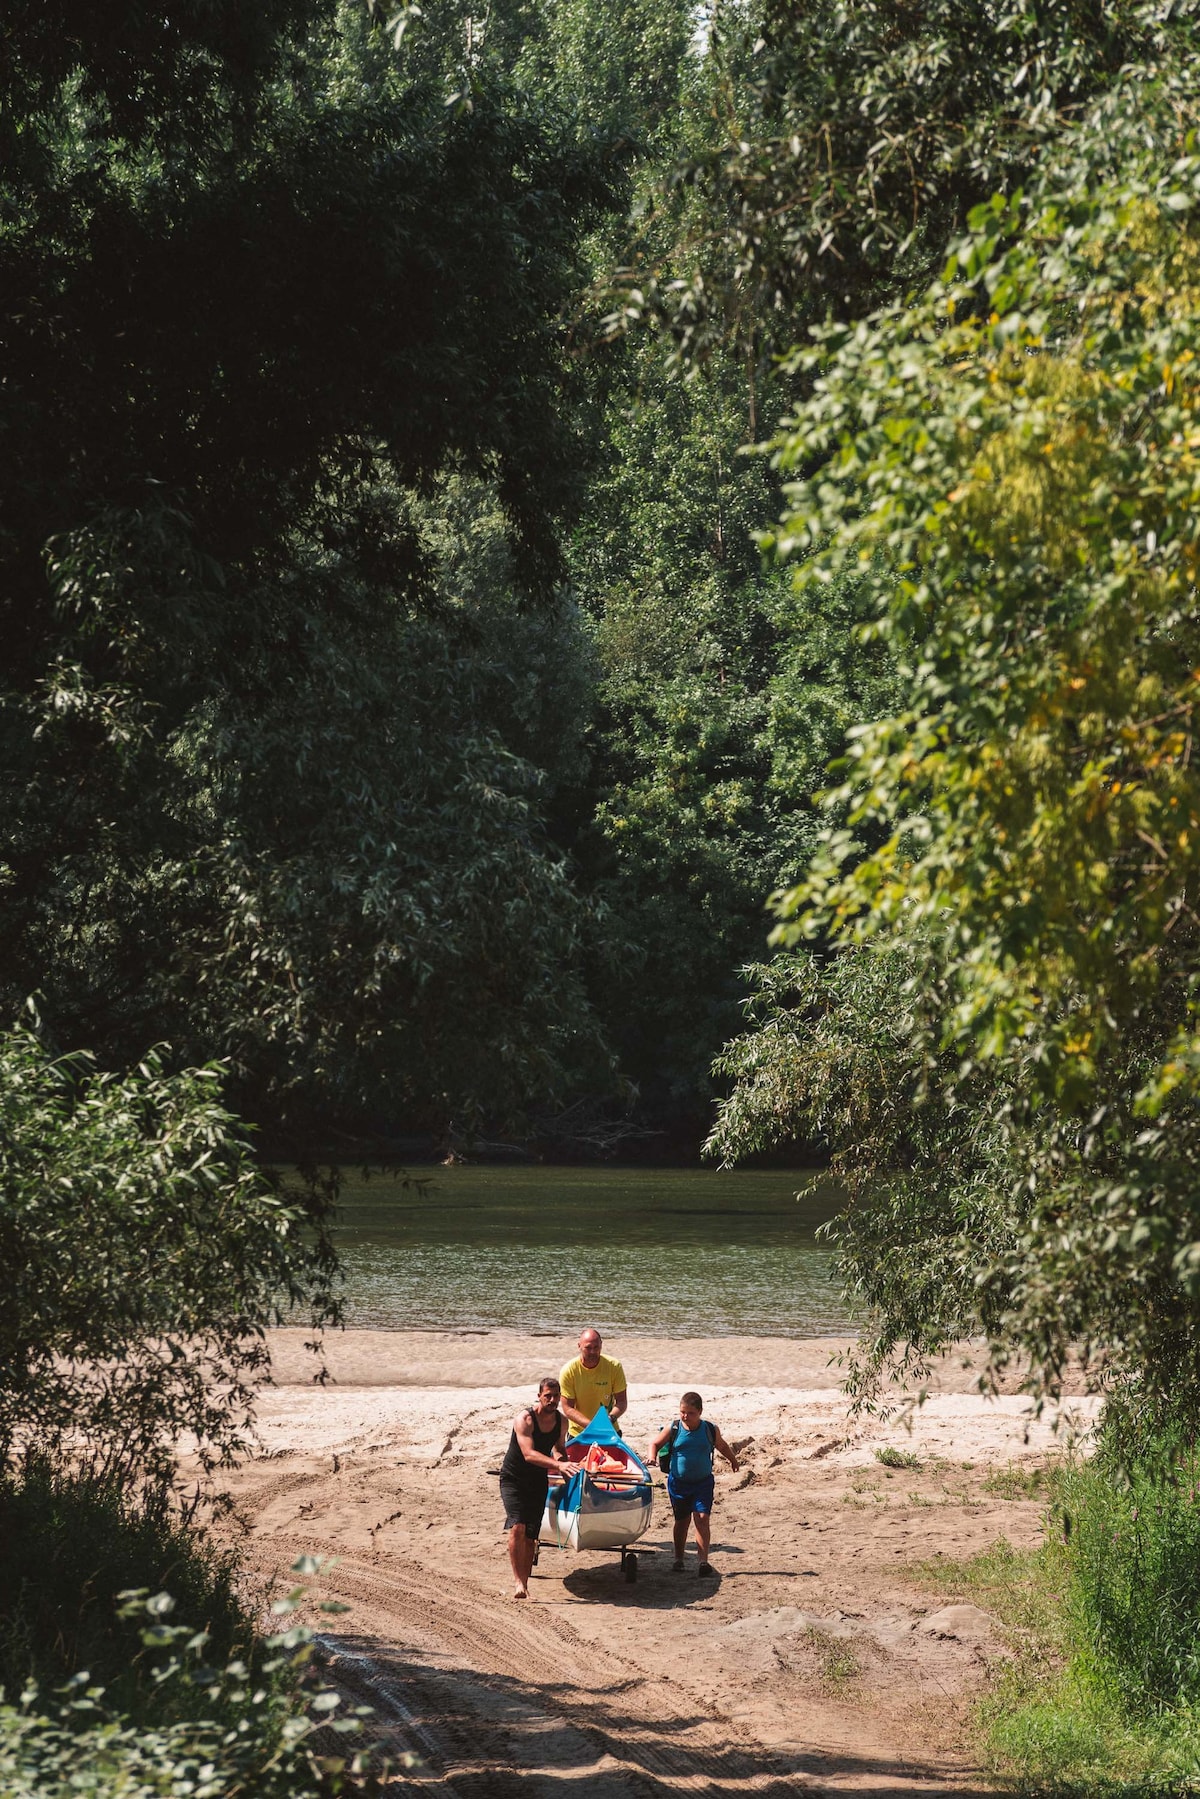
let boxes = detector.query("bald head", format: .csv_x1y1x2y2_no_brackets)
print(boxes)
578,1328,602,1367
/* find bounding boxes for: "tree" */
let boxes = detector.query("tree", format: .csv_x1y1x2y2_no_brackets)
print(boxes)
708,945,1017,1401
0,0,623,1134
714,40,1200,1418
617,0,1188,364
503,0,901,1129
0,1019,335,1486
569,354,899,1122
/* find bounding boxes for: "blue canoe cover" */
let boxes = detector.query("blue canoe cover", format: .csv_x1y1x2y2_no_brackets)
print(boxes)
558,1408,651,1515
571,1406,651,1470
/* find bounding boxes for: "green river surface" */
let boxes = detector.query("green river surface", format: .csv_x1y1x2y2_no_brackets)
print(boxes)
332,1164,851,1338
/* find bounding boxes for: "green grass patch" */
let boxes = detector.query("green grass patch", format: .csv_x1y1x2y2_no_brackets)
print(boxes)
875,1445,921,1470
982,1463,1059,1502
911,1454,1200,1795
914,1533,1069,1644
800,1626,863,1689
982,1670,1200,1796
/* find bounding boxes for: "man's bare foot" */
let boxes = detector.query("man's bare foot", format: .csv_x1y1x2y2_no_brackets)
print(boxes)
513,1586,529,1600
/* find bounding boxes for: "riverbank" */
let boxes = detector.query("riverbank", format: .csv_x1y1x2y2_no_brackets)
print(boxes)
264,1325,1092,1396
208,1331,1098,1793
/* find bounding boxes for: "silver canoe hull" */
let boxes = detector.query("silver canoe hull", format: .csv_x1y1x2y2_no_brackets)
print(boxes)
541,1476,652,1550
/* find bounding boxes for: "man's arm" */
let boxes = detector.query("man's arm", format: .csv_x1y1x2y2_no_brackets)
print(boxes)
711,1426,739,1472
609,1389,628,1423
559,1392,591,1430
514,1411,565,1474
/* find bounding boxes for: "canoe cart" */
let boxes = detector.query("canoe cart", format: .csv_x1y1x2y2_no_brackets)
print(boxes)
539,1406,653,1582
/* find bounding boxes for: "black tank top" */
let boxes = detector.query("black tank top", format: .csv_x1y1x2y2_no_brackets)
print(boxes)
500,1408,561,1484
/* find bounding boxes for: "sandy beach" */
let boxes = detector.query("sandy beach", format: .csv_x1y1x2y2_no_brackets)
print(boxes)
214,1330,1098,1796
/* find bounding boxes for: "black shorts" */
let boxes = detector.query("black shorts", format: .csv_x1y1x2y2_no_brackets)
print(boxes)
500,1474,546,1538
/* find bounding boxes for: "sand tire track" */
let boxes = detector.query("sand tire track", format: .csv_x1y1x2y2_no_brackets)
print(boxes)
267,1534,810,1794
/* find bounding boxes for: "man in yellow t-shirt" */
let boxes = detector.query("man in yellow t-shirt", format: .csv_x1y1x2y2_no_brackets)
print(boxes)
559,1328,627,1439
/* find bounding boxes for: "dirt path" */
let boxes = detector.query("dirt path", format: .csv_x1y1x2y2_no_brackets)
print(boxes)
213,1333,1095,1797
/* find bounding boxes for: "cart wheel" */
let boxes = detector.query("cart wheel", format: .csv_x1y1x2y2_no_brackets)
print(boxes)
623,1552,638,1584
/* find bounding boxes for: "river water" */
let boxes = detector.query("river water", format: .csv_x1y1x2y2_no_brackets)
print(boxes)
332,1164,851,1338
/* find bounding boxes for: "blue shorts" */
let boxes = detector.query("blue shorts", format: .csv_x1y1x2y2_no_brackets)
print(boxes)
667,1473,715,1520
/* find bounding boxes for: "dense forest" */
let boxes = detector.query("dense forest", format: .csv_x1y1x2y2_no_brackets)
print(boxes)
0,0,907,1159
12,0,1200,1791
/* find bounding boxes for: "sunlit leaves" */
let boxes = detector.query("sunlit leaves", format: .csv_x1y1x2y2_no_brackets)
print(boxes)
0,1022,336,1485
617,0,1187,364
716,50,1200,1421
770,143,1200,1112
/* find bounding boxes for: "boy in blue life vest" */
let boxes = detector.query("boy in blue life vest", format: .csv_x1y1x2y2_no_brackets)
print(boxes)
648,1391,739,1578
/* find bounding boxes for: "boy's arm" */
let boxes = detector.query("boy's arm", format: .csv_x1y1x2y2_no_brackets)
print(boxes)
712,1426,739,1472
648,1422,672,1457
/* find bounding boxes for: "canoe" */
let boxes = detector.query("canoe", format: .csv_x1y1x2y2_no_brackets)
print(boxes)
540,1405,652,1552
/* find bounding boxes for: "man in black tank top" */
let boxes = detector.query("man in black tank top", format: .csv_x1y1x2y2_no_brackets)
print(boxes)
500,1376,567,1599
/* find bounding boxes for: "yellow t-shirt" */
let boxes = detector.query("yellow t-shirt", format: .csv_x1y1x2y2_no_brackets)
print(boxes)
559,1353,627,1437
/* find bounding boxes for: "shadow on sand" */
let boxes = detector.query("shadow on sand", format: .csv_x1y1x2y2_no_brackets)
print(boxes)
329,1627,995,1798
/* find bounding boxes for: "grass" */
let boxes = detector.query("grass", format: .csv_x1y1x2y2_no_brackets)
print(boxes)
844,1473,885,1506
875,1445,921,1470
915,1533,1067,1638
800,1626,863,1689
983,1462,1058,1502
912,1536,1161,1789
983,1676,1200,1795
911,1464,1200,1795
941,1486,984,1510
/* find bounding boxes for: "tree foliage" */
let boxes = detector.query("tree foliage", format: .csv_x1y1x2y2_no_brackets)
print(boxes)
618,0,1189,363
0,1020,334,1484
708,945,1022,1399
714,34,1200,1417
0,0,620,1134
534,0,903,1124
573,365,900,1115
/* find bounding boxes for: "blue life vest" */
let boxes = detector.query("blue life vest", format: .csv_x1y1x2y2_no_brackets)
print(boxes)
666,1419,716,1483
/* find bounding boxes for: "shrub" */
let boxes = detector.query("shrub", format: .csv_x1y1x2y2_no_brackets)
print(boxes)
1063,1445,1200,1716
0,1020,337,1489
0,1464,389,1798
0,1597,374,1799
0,1459,246,1707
